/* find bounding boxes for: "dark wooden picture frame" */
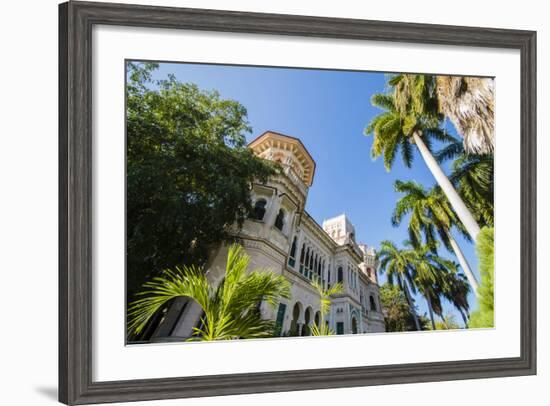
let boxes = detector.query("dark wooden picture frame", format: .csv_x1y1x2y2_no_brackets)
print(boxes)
59,1,537,404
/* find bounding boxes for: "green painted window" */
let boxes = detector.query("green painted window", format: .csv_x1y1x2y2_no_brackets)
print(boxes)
275,303,287,336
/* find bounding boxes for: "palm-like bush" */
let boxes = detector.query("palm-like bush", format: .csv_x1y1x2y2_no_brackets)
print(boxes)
309,278,343,336
128,244,291,341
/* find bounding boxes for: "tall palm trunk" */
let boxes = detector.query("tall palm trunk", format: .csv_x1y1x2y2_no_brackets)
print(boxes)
400,276,421,331
446,230,479,295
459,309,469,327
425,292,436,330
412,131,481,242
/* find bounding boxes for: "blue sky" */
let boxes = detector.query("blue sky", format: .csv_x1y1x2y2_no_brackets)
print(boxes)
145,61,480,325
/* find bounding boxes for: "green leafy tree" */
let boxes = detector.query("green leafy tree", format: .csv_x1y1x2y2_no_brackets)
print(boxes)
380,283,422,332
392,180,479,294
309,278,343,336
377,241,422,330
128,244,291,340
469,227,494,328
126,62,276,302
366,75,481,242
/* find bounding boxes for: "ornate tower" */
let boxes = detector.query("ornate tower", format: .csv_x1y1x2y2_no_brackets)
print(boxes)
248,130,315,191
240,131,316,253
358,243,379,284
322,214,357,246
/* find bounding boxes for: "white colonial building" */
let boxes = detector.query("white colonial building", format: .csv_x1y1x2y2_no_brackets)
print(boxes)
149,131,385,340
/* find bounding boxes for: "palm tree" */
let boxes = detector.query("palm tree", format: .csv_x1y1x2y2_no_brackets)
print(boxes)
377,240,422,331
441,270,471,327
127,244,291,340
409,245,468,330
309,278,343,336
435,76,494,155
393,74,494,155
392,180,479,294
408,245,443,330
366,79,482,242
436,137,494,228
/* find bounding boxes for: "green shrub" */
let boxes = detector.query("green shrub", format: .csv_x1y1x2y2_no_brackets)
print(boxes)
469,227,494,328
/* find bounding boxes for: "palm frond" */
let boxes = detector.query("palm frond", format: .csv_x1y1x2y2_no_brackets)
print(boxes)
434,137,463,163
128,244,292,340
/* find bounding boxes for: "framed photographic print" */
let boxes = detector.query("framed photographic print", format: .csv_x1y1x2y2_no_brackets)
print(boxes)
59,1,537,404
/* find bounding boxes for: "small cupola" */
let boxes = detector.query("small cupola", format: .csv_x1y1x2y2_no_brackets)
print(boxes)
248,131,316,187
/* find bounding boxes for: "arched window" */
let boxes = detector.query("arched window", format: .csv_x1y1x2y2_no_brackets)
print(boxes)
289,236,297,258
299,244,306,274
290,303,302,336
369,295,377,312
337,266,343,283
314,255,318,277
274,209,285,231
252,198,267,221
288,237,297,267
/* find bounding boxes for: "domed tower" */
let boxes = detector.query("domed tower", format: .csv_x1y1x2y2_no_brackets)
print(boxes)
249,130,315,190
241,131,316,253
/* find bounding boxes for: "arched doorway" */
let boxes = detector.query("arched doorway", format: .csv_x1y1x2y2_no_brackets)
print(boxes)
303,307,313,336
351,317,358,334
289,302,303,336
314,311,321,327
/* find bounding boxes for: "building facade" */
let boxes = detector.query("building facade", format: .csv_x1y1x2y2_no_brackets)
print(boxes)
151,131,385,341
